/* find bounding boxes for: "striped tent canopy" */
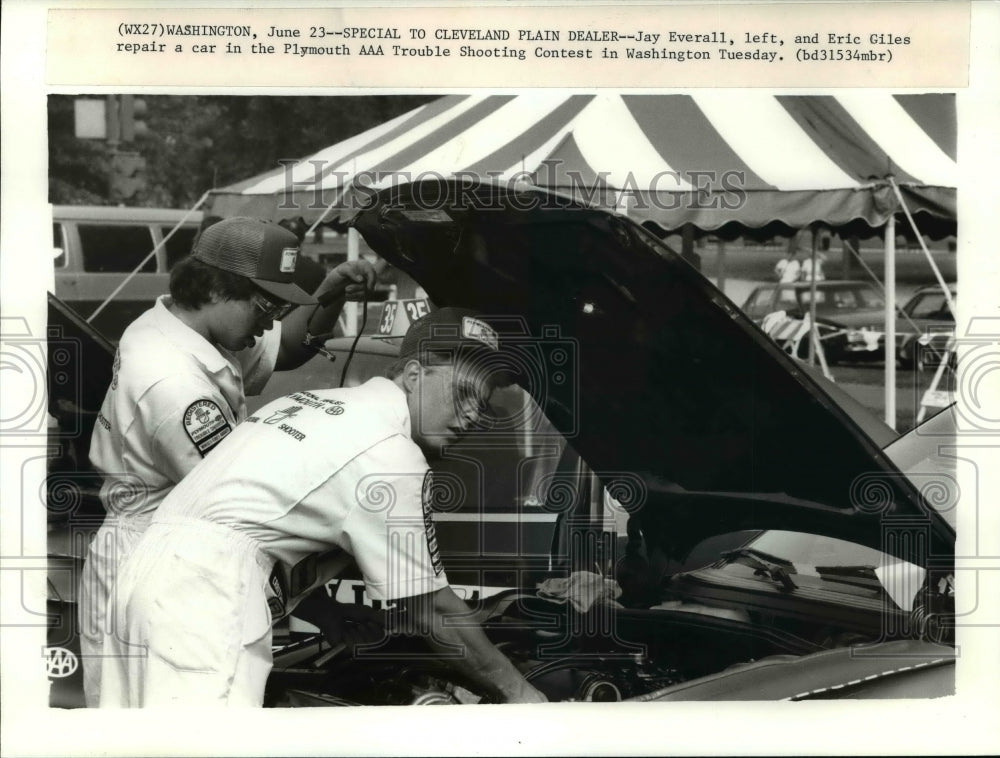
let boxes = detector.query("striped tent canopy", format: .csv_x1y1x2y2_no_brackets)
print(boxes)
207,93,957,239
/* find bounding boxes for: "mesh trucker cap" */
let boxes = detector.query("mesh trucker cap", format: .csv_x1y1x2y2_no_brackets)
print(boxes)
193,217,317,305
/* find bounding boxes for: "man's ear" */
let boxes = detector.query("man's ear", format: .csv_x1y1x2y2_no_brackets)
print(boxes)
401,359,423,395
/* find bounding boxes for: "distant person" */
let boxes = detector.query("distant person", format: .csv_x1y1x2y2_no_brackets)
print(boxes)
776,249,802,283
79,216,376,707
800,251,827,282
773,250,793,281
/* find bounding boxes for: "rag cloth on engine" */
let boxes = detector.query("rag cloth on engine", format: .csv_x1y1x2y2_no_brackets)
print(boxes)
536,571,623,613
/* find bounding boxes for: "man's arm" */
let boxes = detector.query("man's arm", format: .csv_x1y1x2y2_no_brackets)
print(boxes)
403,586,547,704
145,378,237,481
276,259,377,370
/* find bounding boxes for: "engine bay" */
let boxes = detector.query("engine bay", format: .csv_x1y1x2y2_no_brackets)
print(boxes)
265,583,906,706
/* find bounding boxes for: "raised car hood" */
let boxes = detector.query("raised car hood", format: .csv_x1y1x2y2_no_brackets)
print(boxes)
352,181,954,567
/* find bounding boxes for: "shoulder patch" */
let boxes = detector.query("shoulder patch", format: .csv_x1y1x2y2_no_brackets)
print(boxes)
110,350,121,391
183,399,232,457
421,471,444,576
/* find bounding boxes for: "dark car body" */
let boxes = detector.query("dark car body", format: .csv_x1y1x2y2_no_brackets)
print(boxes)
48,181,956,707
741,280,886,323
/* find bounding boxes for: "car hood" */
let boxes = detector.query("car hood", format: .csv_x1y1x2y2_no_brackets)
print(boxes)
821,310,956,335
352,182,954,567
815,309,886,329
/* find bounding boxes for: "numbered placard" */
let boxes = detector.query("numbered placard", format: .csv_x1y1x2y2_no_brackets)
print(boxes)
377,298,429,337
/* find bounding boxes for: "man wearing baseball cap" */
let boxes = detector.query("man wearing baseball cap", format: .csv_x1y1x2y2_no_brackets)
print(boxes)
99,307,547,706
80,217,376,706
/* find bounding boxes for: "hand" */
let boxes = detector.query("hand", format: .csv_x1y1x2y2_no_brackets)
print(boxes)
331,259,377,302
501,682,548,704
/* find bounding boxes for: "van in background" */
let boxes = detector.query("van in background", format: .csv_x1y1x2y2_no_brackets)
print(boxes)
51,205,203,341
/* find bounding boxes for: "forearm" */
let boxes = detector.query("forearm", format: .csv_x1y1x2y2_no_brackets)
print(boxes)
276,272,350,370
414,586,541,702
277,260,376,370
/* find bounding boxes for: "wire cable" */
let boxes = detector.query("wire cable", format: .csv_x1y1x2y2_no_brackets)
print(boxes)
339,290,369,388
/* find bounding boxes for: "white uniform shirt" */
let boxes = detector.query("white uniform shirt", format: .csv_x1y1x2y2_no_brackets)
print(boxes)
89,296,280,518
155,377,449,602
800,255,826,282
778,259,802,283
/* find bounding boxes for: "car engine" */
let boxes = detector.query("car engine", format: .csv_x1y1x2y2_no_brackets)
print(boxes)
265,590,850,706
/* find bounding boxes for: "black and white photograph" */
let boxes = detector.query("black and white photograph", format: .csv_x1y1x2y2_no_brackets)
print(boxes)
2,2,999,756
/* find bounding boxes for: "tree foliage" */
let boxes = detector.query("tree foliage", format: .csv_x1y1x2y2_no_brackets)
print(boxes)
48,95,436,208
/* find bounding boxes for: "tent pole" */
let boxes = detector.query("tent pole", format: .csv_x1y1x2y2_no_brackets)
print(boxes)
888,178,957,317
345,227,360,336
808,227,818,367
884,215,897,430
716,238,727,295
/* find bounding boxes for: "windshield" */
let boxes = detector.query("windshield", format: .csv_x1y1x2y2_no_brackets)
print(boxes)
748,530,883,575
905,292,955,320
798,284,885,313
733,529,926,611
707,407,958,609
882,405,958,529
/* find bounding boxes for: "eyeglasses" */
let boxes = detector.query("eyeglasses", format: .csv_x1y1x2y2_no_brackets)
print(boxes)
454,379,492,416
250,290,296,322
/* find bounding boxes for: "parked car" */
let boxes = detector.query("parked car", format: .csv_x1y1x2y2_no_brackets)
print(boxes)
741,280,886,323
48,182,956,706
816,283,957,368
893,284,956,368
741,280,888,363
743,280,957,367
51,205,204,340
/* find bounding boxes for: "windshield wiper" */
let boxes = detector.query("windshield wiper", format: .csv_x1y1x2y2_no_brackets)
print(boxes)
814,565,882,591
720,547,798,591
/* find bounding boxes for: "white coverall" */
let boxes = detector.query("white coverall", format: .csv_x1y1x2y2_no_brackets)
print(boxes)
100,377,449,707
80,296,279,706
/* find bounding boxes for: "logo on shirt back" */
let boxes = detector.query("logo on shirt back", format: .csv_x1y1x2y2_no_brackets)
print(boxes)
421,471,444,576
183,399,232,457
264,405,302,424
286,391,346,416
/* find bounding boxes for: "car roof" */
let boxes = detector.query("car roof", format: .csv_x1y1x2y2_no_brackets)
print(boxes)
52,205,204,223
752,280,876,292
783,280,874,289
910,283,957,295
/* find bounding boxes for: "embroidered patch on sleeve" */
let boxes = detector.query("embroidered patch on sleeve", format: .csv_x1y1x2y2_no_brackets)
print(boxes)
421,471,445,576
183,399,232,457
